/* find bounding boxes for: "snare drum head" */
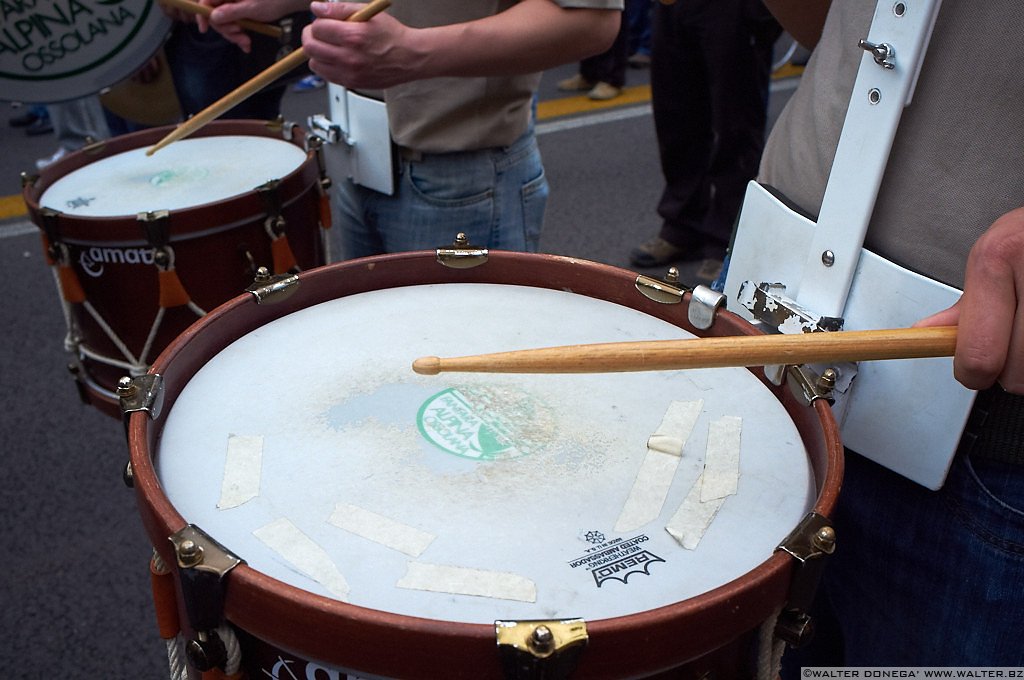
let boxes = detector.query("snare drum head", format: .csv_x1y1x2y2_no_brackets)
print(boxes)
157,283,815,625
39,136,308,217
0,0,171,104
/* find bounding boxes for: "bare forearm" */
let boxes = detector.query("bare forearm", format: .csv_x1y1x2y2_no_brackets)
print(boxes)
412,0,621,79
762,0,831,49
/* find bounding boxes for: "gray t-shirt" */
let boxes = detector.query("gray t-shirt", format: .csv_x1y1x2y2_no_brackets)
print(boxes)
384,0,622,153
759,1,1024,289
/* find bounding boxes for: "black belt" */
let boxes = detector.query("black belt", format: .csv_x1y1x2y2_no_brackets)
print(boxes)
957,386,1024,466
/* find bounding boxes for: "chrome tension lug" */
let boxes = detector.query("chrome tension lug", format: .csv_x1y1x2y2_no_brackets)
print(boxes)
436,233,488,269
247,267,300,304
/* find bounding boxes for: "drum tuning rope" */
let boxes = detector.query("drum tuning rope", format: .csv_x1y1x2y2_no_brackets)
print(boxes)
150,551,189,680
202,625,243,680
755,605,786,680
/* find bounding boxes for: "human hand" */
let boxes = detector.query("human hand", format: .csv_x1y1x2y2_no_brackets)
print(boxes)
915,207,1024,394
200,0,305,51
303,1,424,89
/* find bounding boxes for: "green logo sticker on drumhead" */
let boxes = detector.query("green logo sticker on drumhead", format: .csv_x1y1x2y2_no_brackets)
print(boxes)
417,386,551,461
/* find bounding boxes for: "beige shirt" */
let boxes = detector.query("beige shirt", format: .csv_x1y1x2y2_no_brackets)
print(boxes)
384,0,622,153
759,1,1024,289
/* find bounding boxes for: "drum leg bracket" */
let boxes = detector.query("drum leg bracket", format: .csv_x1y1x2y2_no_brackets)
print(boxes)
774,512,837,648
169,525,244,673
495,619,589,680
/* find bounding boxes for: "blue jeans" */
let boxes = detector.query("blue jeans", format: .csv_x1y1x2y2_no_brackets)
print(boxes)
335,128,548,258
782,445,1024,671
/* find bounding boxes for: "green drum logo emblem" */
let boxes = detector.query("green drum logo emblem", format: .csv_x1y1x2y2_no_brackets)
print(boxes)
417,386,552,461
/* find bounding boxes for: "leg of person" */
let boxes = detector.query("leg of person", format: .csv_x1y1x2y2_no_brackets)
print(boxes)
630,0,716,267
698,0,779,241
335,179,386,260
783,388,1024,672
346,129,547,257
581,14,630,100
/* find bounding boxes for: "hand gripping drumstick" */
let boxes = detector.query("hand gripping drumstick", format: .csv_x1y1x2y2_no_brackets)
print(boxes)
411,326,958,375
146,0,392,156
159,0,283,37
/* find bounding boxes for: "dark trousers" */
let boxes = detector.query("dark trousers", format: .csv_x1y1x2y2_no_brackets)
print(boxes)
580,11,629,88
163,22,295,119
652,0,779,247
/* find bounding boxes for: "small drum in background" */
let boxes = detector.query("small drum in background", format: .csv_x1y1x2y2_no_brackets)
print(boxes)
0,0,171,104
125,251,842,680
23,119,332,417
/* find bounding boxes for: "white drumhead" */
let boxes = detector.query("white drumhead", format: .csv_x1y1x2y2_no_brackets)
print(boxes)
0,0,171,103
39,136,307,217
157,283,815,624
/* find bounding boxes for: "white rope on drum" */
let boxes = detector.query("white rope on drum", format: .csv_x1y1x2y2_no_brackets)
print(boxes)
151,551,190,680
216,623,243,676
756,606,786,680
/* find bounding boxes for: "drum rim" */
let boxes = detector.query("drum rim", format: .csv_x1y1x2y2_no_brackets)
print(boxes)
127,250,843,679
22,119,319,241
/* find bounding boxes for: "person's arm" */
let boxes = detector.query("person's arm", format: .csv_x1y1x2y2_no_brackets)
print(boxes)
300,0,620,89
915,207,1024,394
761,0,831,49
199,0,309,51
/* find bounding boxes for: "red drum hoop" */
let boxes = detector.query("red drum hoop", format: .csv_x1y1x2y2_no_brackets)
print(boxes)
24,119,329,416
128,251,842,679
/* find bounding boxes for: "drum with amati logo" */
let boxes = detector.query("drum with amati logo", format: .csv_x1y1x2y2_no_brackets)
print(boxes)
125,250,843,679
23,119,331,416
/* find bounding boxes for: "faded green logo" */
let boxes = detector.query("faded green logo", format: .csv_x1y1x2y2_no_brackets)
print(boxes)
417,386,552,461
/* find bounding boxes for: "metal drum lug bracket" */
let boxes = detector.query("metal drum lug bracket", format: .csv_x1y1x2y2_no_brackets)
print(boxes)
688,284,726,331
169,525,244,672
635,266,687,305
437,233,489,269
118,374,165,419
785,365,839,407
308,114,345,146
495,619,588,680
246,267,300,304
737,281,843,334
774,512,837,648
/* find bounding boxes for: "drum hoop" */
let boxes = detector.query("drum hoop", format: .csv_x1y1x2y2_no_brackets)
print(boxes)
128,251,843,679
23,120,319,242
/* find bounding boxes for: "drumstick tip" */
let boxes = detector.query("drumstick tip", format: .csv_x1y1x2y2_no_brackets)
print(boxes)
412,357,441,375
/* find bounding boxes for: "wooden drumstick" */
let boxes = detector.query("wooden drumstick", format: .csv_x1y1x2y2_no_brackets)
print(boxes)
146,0,392,156
411,326,959,375
159,0,283,38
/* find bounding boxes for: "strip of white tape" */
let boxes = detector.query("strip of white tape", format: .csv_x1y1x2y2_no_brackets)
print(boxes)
328,503,436,557
665,475,726,550
254,518,350,600
614,400,703,533
700,416,742,502
665,415,742,549
218,434,263,509
396,562,537,603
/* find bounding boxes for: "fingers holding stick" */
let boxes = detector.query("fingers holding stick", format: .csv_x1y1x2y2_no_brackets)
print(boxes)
159,0,283,38
146,0,392,156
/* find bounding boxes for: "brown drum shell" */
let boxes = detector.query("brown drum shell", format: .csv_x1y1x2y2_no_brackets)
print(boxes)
127,251,843,680
23,120,327,417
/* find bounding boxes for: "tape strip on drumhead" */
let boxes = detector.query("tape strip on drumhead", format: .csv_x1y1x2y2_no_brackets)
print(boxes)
701,416,742,502
666,416,743,549
328,503,436,557
218,435,263,509
614,400,703,533
254,518,351,600
396,562,537,603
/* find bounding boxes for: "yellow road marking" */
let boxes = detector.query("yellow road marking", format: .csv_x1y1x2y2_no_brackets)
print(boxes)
0,194,26,221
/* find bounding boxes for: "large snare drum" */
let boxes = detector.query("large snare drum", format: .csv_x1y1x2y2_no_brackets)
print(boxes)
126,251,842,680
24,119,331,416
